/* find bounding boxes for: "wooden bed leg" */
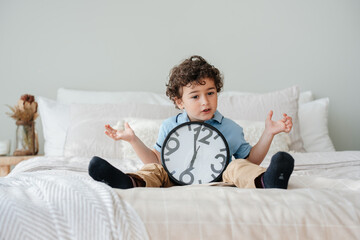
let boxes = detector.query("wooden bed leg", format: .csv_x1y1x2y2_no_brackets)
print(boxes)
0,165,11,177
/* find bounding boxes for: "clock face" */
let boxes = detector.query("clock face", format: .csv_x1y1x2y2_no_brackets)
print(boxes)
161,122,230,185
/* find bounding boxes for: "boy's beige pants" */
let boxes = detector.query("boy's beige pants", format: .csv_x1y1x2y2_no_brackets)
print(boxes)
128,159,266,188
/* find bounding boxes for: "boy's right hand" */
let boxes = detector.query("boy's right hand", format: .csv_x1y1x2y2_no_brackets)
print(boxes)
104,122,135,142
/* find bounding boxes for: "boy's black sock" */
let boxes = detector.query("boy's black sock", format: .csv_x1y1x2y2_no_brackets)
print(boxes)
262,152,294,189
88,156,134,189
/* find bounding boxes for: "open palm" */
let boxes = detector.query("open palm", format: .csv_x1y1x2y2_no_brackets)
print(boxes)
104,122,135,142
265,110,293,135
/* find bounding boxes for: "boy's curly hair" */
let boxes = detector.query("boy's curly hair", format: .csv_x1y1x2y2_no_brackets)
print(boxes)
166,55,223,107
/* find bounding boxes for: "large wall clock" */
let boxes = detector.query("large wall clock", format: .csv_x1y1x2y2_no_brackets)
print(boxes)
161,122,230,185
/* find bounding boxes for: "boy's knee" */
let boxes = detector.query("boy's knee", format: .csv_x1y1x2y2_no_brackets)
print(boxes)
272,152,294,164
89,156,102,168
88,156,107,178
89,156,103,164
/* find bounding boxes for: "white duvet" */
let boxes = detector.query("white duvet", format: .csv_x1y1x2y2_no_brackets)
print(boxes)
1,151,360,240
0,157,149,240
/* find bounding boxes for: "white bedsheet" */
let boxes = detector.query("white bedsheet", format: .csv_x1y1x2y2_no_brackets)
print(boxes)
1,152,360,240
117,151,360,239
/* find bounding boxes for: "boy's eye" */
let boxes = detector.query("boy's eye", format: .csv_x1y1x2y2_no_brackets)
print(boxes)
208,92,215,96
191,95,199,99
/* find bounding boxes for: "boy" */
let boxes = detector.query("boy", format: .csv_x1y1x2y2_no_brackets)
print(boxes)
88,55,294,189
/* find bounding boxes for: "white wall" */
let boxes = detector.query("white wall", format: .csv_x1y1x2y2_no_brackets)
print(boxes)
1,0,359,152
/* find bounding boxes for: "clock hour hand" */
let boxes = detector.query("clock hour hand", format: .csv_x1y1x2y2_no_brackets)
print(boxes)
188,127,201,168
188,145,200,169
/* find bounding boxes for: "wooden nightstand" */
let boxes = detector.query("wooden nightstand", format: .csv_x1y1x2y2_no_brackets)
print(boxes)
0,155,38,177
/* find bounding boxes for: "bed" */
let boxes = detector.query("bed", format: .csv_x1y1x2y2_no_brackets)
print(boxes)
1,86,359,239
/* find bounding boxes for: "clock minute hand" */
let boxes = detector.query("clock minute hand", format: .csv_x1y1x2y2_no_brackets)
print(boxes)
180,143,200,185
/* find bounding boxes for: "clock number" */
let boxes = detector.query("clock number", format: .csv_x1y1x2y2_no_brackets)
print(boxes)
211,153,226,173
193,125,202,140
165,137,180,156
198,127,213,145
179,167,195,185
193,125,213,145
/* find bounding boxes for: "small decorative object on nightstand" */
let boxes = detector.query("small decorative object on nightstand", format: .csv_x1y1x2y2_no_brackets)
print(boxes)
7,94,39,156
0,140,11,156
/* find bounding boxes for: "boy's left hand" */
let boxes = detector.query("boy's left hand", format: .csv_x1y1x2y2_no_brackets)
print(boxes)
265,110,293,135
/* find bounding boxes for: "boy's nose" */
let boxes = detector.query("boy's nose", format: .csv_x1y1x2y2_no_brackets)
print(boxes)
201,96,209,105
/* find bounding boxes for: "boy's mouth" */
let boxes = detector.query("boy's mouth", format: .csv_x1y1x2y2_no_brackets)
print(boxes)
202,108,211,113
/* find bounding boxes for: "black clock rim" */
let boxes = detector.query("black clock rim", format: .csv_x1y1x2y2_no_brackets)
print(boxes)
161,121,230,186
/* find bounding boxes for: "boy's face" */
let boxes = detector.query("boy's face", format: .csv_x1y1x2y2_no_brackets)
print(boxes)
175,78,218,122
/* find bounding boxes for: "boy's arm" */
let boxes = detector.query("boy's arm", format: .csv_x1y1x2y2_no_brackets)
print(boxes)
247,131,274,165
105,123,161,164
247,110,292,165
128,135,161,164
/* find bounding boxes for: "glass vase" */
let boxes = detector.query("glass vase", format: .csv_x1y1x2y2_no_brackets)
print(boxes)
14,120,38,156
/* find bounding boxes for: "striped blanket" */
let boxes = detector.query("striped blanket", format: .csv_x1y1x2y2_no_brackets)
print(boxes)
0,159,148,240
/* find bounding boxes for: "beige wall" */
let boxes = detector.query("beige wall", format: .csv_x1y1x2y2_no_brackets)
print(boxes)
1,0,359,153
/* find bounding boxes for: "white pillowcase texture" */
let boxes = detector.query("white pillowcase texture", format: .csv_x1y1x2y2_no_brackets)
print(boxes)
68,103,181,123
63,118,141,171
64,104,180,169
57,88,172,105
37,96,70,156
299,98,335,152
218,86,303,152
220,90,314,105
298,91,314,105
121,118,163,162
38,96,180,156
234,120,290,156
64,118,163,171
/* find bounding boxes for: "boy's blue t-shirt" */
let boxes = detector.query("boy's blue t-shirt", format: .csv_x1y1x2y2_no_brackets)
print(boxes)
154,110,252,161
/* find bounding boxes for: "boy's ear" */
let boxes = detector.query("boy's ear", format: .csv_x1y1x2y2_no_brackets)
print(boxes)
174,97,184,109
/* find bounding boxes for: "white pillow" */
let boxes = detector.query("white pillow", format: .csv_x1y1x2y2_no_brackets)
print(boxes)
68,103,181,124
298,98,335,152
63,118,142,172
121,118,163,161
218,86,304,152
220,90,313,105
57,88,172,105
234,120,290,155
37,96,180,157
37,96,70,156
298,91,314,105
